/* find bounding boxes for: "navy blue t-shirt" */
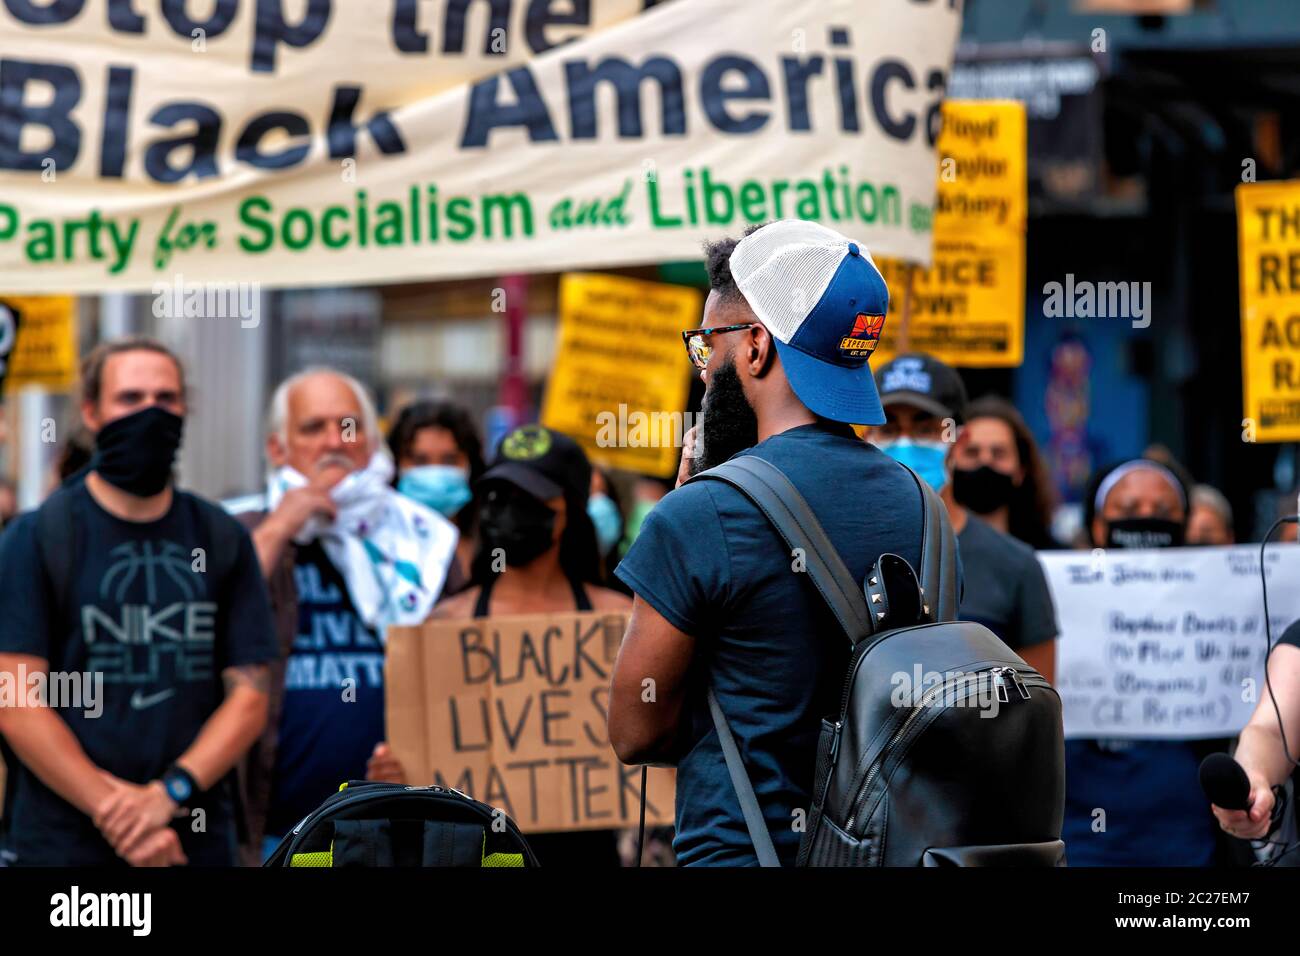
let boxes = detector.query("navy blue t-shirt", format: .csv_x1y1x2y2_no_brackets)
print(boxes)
0,482,277,866
615,423,926,866
1062,739,1219,866
265,540,386,836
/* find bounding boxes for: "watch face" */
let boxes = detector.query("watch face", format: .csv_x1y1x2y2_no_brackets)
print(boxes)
165,775,190,803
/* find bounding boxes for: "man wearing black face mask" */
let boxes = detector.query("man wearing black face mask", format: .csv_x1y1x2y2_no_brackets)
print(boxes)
0,338,276,867
1062,457,1225,867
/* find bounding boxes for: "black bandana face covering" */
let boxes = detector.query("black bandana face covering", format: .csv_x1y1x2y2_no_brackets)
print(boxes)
1106,517,1185,550
91,406,184,497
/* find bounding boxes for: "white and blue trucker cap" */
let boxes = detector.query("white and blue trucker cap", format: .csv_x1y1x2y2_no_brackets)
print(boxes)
730,220,890,425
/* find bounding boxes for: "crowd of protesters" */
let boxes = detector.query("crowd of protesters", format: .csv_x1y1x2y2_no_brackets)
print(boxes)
0,235,1297,868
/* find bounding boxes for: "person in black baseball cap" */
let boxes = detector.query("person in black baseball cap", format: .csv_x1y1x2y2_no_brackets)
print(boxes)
869,353,968,490
432,423,631,619
380,423,632,867
866,353,1059,687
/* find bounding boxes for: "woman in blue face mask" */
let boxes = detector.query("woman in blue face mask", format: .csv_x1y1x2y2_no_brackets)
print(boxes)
588,467,629,588
387,400,486,593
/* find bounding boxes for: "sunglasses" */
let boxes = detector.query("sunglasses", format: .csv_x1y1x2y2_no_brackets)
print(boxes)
680,323,757,370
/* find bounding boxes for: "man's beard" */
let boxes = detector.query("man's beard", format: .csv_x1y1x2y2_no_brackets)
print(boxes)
696,355,759,473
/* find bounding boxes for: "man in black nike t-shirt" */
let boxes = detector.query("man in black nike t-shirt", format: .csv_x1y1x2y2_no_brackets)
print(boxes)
0,337,276,866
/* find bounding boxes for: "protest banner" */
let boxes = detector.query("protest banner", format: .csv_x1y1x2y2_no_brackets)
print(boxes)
873,100,1027,368
0,0,962,293
540,273,698,479
1236,179,1300,443
1040,545,1300,739
386,610,674,834
0,295,78,392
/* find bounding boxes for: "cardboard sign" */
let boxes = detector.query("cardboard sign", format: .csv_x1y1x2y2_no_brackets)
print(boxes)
1236,180,1300,443
0,0,962,292
0,295,77,392
386,611,674,834
1040,545,1300,739
874,100,1028,368
541,273,698,479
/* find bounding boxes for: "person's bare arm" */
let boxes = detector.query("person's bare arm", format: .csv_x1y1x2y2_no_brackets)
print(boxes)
1020,639,1056,685
251,487,336,577
590,585,634,612
1213,644,1300,838
0,653,116,817
99,663,270,853
608,595,696,766
180,663,271,788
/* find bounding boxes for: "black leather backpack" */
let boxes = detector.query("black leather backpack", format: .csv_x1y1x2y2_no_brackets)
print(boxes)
689,456,1066,866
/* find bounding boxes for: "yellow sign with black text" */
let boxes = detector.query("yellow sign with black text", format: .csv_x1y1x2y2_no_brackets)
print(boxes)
1237,180,1300,443
541,274,699,479
874,100,1027,368
0,295,78,392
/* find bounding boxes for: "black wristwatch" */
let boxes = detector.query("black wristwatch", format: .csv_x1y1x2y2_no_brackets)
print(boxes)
161,765,198,805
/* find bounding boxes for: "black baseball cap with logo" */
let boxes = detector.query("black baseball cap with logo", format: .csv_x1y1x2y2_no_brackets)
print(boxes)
478,424,591,503
873,353,969,424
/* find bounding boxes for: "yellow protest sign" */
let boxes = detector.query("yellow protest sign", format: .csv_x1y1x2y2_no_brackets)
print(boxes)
874,100,1027,368
1237,180,1300,443
386,611,675,834
0,295,78,392
541,273,699,479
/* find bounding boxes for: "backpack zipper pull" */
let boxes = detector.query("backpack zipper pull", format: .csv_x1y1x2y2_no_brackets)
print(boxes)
990,667,1009,703
1007,668,1031,700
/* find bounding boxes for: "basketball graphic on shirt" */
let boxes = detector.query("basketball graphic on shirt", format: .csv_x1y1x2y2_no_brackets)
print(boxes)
100,540,201,602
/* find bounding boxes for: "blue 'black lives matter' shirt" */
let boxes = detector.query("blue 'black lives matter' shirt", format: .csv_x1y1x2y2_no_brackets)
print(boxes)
616,423,928,866
0,481,276,866
265,540,386,836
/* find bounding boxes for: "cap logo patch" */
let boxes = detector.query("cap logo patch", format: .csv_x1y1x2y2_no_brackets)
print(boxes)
838,313,885,358
502,424,552,461
881,357,931,394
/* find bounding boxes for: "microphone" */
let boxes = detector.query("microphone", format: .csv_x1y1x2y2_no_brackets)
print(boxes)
1199,753,1251,810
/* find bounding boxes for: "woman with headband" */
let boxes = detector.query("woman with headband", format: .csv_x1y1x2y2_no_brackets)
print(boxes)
1062,458,1227,867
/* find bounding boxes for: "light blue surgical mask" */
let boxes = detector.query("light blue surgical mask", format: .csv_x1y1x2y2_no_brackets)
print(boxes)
398,464,472,518
588,493,622,555
876,438,950,492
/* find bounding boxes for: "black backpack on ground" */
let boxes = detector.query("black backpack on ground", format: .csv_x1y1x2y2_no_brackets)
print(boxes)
263,781,540,867
689,456,1066,867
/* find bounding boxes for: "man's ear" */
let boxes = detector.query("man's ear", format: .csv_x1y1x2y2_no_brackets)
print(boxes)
80,400,100,436
745,323,776,378
266,433,287,468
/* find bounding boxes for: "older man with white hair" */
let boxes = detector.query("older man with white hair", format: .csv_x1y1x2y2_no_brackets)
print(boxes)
236,368,458,864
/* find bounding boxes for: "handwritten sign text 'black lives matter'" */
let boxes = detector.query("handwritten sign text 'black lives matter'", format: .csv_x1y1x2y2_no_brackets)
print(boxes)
387,611,674,833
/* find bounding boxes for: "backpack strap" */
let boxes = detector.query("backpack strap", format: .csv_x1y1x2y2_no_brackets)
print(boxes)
200,502,243,589
35,487,78,636
707,687,781,867
688,456,874,647
903,467,959,623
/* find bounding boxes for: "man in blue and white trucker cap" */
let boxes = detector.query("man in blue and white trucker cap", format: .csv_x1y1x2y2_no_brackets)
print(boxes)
610,219,930,867
726,218,891,426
